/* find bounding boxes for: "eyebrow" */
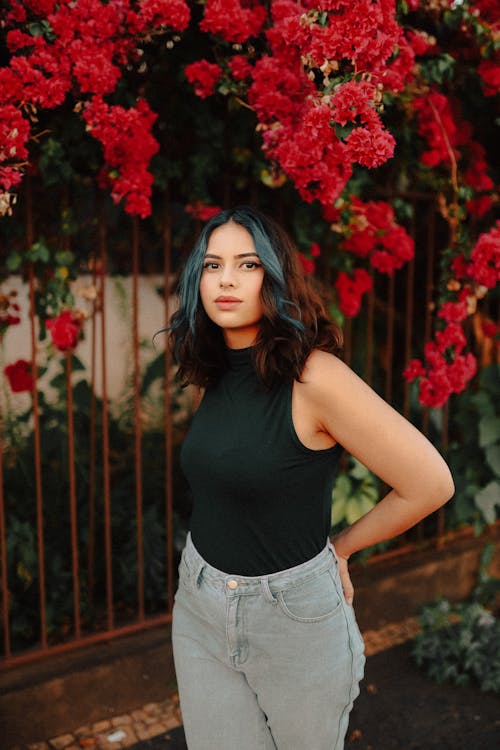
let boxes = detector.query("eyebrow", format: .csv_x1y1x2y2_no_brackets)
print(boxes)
204,252,260,259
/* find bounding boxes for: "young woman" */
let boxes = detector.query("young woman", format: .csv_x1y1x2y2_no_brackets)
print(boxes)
169,206,454,750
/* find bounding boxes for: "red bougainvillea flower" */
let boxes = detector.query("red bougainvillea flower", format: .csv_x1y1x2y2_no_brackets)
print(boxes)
467,222,500,289
335,269,373,317
478,59,500,97
437,297,469,324
482,320,498,339
185,201,222,220
83,97,159,218
403,359,426,381
298,253,315,275
228,55,254,81
200,0,266,44
403,319,477,408
46,310,82,351
342,198,414,274
185,59,222,99
4,359,33,393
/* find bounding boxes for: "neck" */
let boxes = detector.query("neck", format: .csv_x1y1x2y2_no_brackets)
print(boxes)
223,327,259,350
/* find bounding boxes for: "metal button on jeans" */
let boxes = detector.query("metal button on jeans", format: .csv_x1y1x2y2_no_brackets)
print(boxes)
227,579,238,589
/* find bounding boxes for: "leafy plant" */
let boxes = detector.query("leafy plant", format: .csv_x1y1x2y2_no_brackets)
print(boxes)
331,457,379,527
2,355,189,649
412,545,500,694
447,365,500,530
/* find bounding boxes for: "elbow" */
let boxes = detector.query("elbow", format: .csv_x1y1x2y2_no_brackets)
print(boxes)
433,466,455,510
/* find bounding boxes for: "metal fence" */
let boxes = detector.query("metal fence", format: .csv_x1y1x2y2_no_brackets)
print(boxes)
0,185,456,669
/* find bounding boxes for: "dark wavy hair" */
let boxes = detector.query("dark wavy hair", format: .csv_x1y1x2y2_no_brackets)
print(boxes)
168,206,343,388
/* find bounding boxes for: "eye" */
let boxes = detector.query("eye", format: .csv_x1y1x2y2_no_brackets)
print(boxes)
241,261,262,270
202,261,220,271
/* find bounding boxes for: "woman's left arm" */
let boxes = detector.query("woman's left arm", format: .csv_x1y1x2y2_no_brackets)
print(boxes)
304,351,455,604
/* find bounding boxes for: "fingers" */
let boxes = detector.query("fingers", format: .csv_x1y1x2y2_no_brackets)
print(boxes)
337,558,354,606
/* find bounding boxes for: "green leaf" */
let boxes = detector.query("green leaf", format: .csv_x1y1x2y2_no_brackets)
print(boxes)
475,482,500,525
480,365,500,397
333,473,352,503
6,252,22,271
479,416,500,448
55,251,75,266
350,459,370,480
331,496,347,526
346,496,366,525
29,240,50,263
486,445,500,478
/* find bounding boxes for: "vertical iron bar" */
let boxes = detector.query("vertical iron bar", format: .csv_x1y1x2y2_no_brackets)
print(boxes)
403,206,416,418
99,204,114,630
422,204,436,437
26,178,47,650
66,353,81,637
163,194,174,613
87,263,97,605
0,414,10,658
132,217,145,620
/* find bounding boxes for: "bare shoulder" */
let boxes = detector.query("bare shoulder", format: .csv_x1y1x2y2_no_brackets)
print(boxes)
300,349,367,402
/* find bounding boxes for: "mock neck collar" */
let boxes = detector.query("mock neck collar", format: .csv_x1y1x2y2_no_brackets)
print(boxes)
225,345,254,369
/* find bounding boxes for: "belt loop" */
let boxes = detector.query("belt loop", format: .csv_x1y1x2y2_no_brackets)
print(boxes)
261,577,278,604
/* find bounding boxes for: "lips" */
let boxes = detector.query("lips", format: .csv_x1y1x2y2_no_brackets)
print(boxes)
214,296,243,310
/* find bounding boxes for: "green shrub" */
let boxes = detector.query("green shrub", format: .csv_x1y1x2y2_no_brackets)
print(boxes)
412,545,500,693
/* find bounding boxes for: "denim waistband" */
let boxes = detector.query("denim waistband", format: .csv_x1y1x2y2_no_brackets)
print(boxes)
182,532,338,600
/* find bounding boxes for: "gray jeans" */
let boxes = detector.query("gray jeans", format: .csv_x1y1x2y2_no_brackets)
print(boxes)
172,533,365,750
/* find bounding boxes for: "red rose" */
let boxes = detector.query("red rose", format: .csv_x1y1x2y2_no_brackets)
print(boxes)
298,253,315,275
46,310,81,351
4,359,33,393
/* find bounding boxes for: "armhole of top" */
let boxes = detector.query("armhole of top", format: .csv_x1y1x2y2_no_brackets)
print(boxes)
288,381,341,456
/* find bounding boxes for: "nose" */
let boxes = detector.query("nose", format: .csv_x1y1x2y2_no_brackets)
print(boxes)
219,266,237,288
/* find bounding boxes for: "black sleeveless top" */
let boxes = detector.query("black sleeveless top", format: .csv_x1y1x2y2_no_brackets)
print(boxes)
180,346,342,575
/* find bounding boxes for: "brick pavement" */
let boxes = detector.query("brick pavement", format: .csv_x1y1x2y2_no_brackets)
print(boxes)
11,617,420,750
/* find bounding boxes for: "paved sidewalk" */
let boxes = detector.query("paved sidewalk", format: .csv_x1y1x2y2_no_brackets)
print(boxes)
11,617,420,750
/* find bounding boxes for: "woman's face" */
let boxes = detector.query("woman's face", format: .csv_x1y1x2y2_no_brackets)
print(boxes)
199,221,265,349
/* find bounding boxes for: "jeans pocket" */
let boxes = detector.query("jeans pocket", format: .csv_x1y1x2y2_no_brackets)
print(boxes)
277,566,342,623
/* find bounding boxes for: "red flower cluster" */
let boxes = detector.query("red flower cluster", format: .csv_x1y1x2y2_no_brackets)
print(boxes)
83,98,159,218
478,59,500,97
0,104,30,195
46,310,82,352
185,60,222,99
335,269,373,318
184,0,410,208
185,201,223,220
228,55,254,81
437,291,470,324
298,253,315,275
404,323,477,409
404,222,500,407
467,222,500,289
200,0,266,44
342,198,414,275
413,91,469,168
451,224,500,290
0,0,190,212
4,359,33,393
